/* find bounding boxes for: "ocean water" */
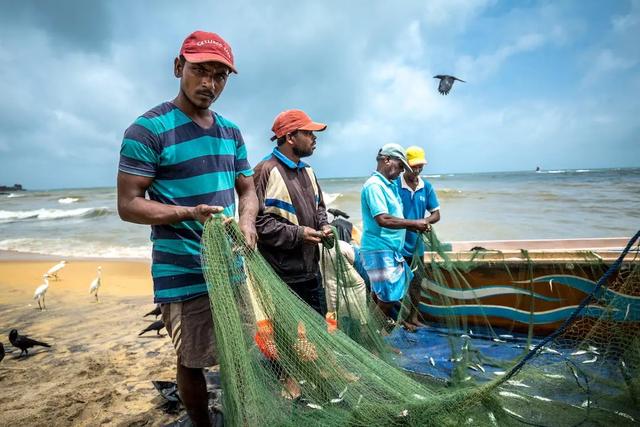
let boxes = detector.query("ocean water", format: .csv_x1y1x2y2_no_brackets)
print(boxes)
0,168,638,259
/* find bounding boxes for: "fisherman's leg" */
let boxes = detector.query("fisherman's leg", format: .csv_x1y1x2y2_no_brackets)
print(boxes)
406,275,426,327
287,275,327,316
162,295,218,425
177,364,211,427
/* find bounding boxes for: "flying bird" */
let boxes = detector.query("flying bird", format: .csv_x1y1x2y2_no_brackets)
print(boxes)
433,75,466,95
0,343,4,363
144,304,162,319
46,260,67,280
9,329,51,357
33,275,50,310
139,320,166,337
89,266,102,302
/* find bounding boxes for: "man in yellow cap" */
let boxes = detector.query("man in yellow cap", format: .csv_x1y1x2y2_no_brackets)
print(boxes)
397,146,441,330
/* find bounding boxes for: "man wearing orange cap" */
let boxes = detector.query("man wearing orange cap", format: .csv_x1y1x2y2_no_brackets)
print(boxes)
397,146,440,330
117,31,257,426
253,109,331,315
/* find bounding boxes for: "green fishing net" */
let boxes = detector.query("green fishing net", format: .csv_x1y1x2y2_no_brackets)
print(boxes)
201,217,639,426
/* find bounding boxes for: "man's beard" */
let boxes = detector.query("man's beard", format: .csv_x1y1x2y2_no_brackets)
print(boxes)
293,146,313,158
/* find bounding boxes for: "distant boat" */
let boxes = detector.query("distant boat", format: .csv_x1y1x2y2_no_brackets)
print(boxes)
535,166,541,172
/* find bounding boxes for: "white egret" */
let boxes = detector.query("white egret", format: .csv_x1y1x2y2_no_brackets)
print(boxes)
46,260,67,280
33,275,49,310
89,266,102,302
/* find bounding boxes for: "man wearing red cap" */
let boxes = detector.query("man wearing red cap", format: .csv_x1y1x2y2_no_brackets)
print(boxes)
117,31,257,426
253,109,331,315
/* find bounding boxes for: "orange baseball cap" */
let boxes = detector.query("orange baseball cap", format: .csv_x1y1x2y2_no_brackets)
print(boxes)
270,110,327,141
179,30,237,73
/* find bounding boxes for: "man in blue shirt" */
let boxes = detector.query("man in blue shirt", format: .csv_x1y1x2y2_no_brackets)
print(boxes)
360,143,430,325
397,146,440,330
117,31,258,426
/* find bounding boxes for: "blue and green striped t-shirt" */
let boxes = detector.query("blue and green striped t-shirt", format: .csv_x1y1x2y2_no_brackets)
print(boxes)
118,102,253,303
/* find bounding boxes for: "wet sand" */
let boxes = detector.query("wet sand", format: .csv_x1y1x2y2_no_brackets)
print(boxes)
0,257,182,426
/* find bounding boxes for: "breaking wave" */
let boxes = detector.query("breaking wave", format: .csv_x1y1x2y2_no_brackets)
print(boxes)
0,207,111,223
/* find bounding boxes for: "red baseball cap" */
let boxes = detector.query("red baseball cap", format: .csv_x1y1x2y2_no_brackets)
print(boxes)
270,110,327,141
179,30,237,74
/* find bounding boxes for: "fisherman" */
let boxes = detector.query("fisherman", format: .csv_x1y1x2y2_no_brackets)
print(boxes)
359,144,430,327
117,30,258,426
397,146,440,330
254,109,331,315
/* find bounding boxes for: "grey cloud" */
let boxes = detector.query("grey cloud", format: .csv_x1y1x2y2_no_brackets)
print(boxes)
1,1,112,54
0,0,637,189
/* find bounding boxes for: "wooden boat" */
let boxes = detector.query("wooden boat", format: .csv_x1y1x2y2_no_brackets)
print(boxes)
419,237,639,336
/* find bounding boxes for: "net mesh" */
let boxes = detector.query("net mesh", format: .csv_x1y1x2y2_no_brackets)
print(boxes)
201,217,640,426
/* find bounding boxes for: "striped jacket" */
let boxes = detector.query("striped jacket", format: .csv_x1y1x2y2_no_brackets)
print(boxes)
254,148,328,283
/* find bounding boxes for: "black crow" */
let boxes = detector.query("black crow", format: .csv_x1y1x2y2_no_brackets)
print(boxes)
327,208,349,219
433,75,466,95
144,304,162,319
8,329,51,357
0,342,4,363
139,320,165,336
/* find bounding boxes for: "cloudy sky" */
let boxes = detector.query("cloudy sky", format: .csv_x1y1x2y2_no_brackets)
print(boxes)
1,0,638,189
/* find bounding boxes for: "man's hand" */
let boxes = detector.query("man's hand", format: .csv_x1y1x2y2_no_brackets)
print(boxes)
239,219,258,249
321,225,333,237
409,219,430,232
302,227,323,245
191,204,224,224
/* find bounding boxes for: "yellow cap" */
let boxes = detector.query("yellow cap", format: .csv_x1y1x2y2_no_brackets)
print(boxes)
406,146,427,166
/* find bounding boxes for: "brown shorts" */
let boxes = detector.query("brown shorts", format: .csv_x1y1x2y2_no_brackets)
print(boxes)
160,295,217,368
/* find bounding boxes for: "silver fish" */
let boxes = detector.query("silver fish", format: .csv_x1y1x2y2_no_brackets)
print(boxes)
506,380,530,388
614,411,635,421
571,350,587,356
582,356,598,364
543,347,561,355
338,386,348,399
307,403,323,410
429,357,436,367
476,364,485,373
498,391,526,400
543,374,564,379
488,412,498,426
503,408,524,419
533,395,552,402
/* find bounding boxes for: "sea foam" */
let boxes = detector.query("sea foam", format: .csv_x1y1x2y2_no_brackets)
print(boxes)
0,207,110,223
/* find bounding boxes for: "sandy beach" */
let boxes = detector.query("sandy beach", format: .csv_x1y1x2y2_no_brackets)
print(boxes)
0,256,183,426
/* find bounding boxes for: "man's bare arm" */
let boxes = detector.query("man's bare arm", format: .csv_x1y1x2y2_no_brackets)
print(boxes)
117,172,221,225
374,214,429,232
235,174,259,248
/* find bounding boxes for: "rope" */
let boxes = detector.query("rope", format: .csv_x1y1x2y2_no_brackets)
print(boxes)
499,229,640,383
